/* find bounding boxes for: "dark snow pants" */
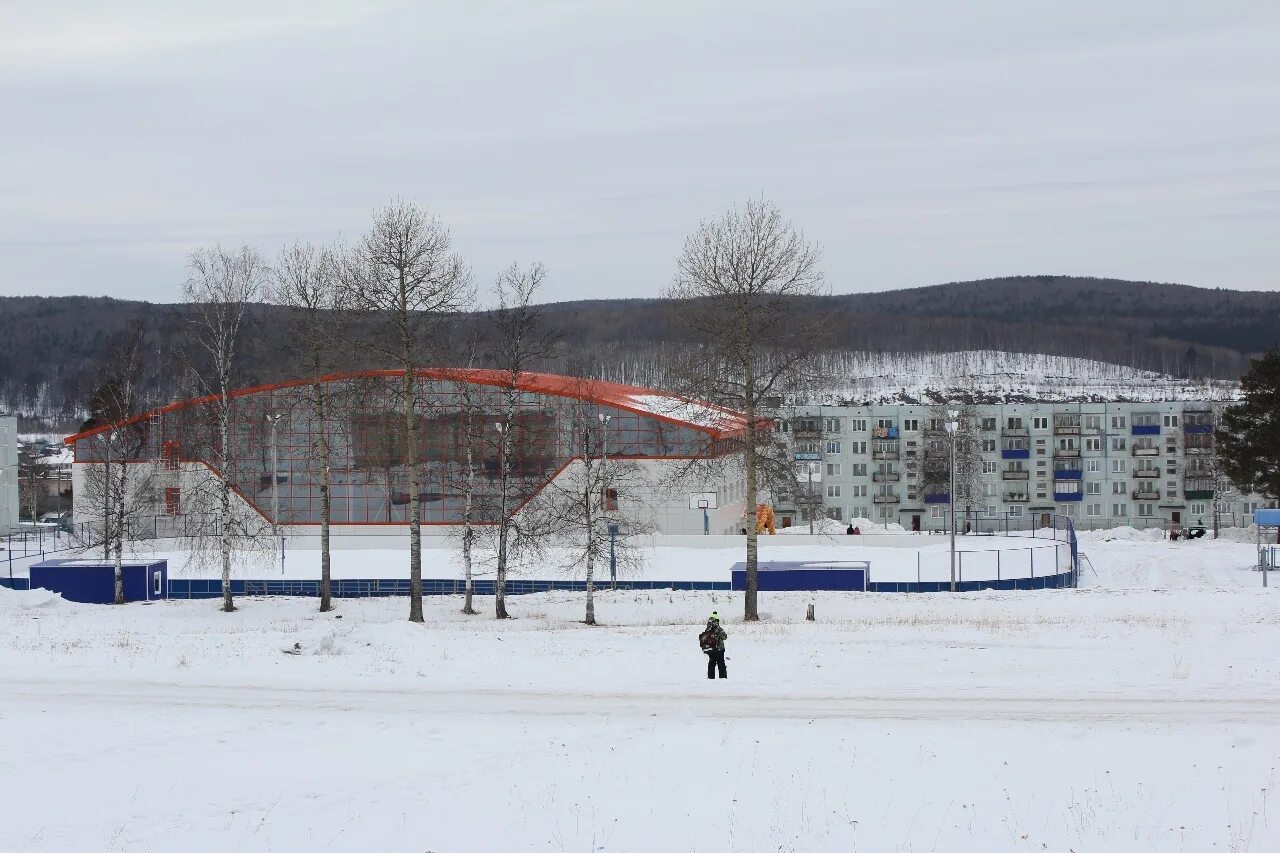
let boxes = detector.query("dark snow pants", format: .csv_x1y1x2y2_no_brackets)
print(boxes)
706,649,727,679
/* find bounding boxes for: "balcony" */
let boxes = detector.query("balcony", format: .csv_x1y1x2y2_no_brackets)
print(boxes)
872,494,901,504
1053,491,1084,502
1185,489,1214,500
1132,447,1160,457
1132,489,1161,502
1131,425,1161,436
923,493,950,504
872,450,899,461
871,427,900,439
1053,447,1081,458
1133,469,1160,479
872,472,900,483
1184,446,1212,455
794,451,822,462
1004,493,1029,502
1053,468,1083,480
1001,448,1030,460
791,428,822,439
1001,470,1030,480
1183,423,1214,435
1002,426,1029,436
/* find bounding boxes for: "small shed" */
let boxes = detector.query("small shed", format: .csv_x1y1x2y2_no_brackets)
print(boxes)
29,559,168,604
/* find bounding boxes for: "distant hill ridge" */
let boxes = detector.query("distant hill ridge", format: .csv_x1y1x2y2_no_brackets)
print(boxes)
0,275,1274,424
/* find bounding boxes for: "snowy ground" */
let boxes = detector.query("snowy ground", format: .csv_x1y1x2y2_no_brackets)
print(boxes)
1,534,1277,851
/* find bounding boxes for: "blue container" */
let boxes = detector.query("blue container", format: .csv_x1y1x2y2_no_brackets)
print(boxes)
1255,509,1280,527
29,559,168,604
730,560,869,592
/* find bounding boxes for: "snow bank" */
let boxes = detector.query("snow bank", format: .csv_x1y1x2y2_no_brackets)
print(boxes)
777,516,904,534
0,586,62,610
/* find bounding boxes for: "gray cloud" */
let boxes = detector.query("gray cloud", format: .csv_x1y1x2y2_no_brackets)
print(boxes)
2,0,1278,303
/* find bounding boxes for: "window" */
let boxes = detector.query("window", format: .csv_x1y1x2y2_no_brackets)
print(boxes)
1111,416,1127,429
1191,502,1206,515
850,484,867,497
1163,414,1179,428
1009,505,1025,517
981,417,996,431
1056,481,1081,495
1111,437,1127,451
1086,481,1101,495
1166,480,1177,498
1112,503,1129,518
605,488,618,511
876,418,894,429
1112,459,1127,474
826,463,841,477
1085,415,1101,431
827,485,841,498
826,440,841,454
1033,417,1048,429
982,460,996,474
850,419,867,432
982,439,997,452
850,441,867,455
826,506,843,521
1084,437,1100,451
153,571,163,597
1137,503,1154,517
164,487,181,516
825,418,841,433
1086,459,1101,473
1086,503,1101,517
850,463,867,476
986,505,998,517
904,418,919,431
1007,417,1023,429
930,505,944,519
983,482,995,496
1112,481,1127,495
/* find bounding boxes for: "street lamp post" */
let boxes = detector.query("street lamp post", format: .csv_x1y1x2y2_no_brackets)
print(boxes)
265,410,284,574
598,412,614,589
807,461,819,534
944,410,959,592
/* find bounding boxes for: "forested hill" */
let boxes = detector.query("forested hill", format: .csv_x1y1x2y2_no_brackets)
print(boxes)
0,275,1276,423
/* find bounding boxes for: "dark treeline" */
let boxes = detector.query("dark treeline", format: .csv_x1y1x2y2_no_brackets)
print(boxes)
2,275,1276,426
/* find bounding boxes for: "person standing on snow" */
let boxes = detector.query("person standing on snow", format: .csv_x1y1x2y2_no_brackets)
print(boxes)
701,611,728,679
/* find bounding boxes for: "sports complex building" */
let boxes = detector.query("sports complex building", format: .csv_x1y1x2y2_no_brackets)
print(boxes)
66,370,750,536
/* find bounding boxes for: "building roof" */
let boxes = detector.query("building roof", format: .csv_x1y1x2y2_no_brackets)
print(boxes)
65,369,748,444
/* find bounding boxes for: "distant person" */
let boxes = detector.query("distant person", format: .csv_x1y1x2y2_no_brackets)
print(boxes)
963,521,972,535
1169,527,1178,542
846,523,855,535
852,526,861,535
699,612,728,680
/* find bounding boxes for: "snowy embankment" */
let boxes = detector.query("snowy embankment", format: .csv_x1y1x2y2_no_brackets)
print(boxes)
1,536,1277,852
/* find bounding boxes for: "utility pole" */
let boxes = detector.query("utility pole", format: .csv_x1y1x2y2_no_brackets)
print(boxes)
598,412,614,589
945,409,959,592
266,409,284,574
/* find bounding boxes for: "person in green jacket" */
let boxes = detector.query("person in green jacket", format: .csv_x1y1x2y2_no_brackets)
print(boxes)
702,611,727,679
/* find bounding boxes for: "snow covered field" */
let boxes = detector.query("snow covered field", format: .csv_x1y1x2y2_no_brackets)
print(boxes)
1,534,1277,851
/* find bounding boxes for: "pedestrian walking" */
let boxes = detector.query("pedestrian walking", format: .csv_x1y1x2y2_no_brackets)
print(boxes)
699,611,728,679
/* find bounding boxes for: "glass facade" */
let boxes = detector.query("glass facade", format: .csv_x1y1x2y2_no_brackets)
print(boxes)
71,372,740,525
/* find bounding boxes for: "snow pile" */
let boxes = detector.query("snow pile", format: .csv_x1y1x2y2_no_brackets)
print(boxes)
776,516,905,535
0,586,61,610
1081,525,1167,543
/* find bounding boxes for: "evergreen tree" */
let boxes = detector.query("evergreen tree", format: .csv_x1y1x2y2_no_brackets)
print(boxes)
1218,346,1280,500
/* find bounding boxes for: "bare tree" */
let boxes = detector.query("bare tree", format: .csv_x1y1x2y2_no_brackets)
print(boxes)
487,262,560,619
181,245,269,612
666,198,826,621
341,201,472,623
921,402,981,523
270,242,345,611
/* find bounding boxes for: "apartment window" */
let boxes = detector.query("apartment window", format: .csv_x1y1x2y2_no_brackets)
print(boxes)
1112,481,1127,495
826,463,841,477
827,485,841,498
982,439,997,452
1112,503,1129,518
1163,414,1179,428
1009,505,1025,517
1085,415,1101,431
850,484,867,497
982,460,996,474
1111,416,1127,429
1055,481,1081,496
878,506,891,520
1007,460,1026,472
1086,459,1101,473
826,440,841,454
825,506,843,521
981,417,996,431
1086,503,1102,517
1166,480,1177,498
1112,459,1127,474
1084,437,1101,451
930,505,944,519
876,418,894,429
851,419,868,431
1007,417,1023,429
850,441,867,454
825,418,841,433
850,463,867,476
983,505,996,517
1111,437,1127,451
983,482,995,496
1137,503,1154,518
1190,502,1206,516
1033,417,1048,430
1086,482,1101,495
904,419,919,431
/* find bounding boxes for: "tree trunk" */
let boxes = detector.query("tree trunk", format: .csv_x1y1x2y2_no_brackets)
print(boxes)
219,397,235,613
404,368,423,623
495,415,511,619
584,472,596,625
584,548,596,626
462,440,476,614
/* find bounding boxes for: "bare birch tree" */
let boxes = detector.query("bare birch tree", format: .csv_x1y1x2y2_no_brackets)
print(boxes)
341,201,471,623
666,198,825,621
182,244,269,612
487,262,559,619
269,242,347,611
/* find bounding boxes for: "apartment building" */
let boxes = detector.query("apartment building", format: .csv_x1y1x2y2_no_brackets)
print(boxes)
0,416,18,534
775,402,1271,531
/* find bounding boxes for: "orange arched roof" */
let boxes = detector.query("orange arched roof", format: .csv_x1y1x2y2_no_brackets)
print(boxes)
65,369,749,444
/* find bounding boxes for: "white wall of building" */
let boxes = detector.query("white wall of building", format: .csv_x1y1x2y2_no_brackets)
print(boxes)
0,416,18,533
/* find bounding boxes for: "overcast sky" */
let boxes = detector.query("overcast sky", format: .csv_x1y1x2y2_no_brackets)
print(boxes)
2,1,1278,305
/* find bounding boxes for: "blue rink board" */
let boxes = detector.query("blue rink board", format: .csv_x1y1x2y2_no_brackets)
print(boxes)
730,560,869,592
